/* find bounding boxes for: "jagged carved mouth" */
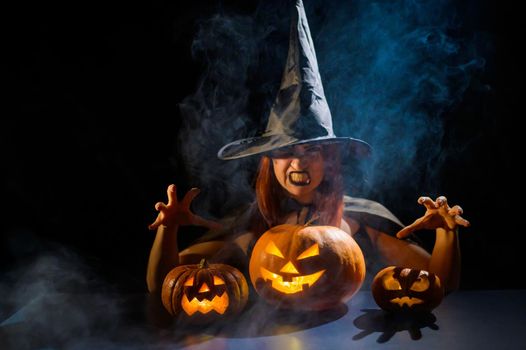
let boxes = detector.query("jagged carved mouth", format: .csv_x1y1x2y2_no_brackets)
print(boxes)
260,267,325,294
288,171,311,186
390,296,424,307
181,292,229,315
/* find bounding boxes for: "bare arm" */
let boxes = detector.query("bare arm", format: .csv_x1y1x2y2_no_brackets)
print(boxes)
146,223,179,294
343,216,431,270
146,184,223,293
368,226,431,269
395,196,468,293
374,196,469,294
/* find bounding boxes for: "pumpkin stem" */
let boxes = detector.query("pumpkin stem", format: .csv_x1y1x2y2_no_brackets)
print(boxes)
304,213,320,227
199,258,209,268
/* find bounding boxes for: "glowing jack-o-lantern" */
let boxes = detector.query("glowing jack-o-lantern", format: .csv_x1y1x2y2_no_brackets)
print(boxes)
249,224,366,310
162,259,249,323
372,266,444,313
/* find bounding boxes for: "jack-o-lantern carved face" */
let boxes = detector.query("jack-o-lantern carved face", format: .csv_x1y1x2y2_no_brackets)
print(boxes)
162,260,249,323
260,240,325,294
180,274,229,315
372,266,444,313
249,224,366,310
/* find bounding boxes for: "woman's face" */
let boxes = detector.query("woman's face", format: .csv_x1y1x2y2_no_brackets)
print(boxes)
271,144,325,204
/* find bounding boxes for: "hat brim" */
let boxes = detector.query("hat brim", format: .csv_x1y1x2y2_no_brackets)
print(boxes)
217,134,372,160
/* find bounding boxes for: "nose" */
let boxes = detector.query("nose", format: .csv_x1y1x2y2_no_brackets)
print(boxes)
198,283,210,293
290,154,309,169
280,261,300,274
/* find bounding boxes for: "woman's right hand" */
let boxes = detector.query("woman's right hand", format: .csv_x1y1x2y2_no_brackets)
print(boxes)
148,184,223,231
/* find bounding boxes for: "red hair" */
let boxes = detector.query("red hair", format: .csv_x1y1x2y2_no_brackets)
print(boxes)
251,144,344,234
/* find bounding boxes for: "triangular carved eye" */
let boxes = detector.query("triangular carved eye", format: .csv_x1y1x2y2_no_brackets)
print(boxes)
213,276,225,285
265,241,284,258
184,277,194,287
383,278,402,291
297,243,319,260
410,277,430,292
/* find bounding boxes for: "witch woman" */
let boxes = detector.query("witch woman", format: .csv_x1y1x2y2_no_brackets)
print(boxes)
146,0,469,296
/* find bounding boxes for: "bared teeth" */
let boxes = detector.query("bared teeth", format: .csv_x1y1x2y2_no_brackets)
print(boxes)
289,172,310,185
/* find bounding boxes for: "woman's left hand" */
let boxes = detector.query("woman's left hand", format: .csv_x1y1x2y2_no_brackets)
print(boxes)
396,196,470,239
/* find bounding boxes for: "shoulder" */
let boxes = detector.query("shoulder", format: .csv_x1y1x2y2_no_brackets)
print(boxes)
233,231,257,256
194,202,258,244
343,195,404,237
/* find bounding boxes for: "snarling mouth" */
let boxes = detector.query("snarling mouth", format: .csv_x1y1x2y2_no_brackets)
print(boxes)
390,296,424,307
288,171,311,186
181,292,229,315
260,267,325,294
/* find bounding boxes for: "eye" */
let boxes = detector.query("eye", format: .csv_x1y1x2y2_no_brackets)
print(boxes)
213,276,225,285
265,241,284,258
184,277,194,287
297,243,320,260
383,277,402,290
270,148,293,159
410,277,430,292
306,146,322,154
304,146,321,158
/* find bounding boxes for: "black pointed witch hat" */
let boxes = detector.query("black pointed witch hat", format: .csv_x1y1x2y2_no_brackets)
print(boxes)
217,0,371,160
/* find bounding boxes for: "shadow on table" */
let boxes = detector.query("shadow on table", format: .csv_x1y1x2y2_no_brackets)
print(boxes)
352,308,439,343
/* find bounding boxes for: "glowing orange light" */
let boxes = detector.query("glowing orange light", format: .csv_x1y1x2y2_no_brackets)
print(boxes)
389,296,424,307
213,276,225,285
260,267,325,294
410,278,430,292
198,283,210,293
265,241,284,258
297,243,320,260
280,261,299,274
181,292,229,315
382,271,402,290
184,277,194,287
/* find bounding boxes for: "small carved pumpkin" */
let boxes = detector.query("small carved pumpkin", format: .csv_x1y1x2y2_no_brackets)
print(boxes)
162,259,249,323
372,266,444,313
249,224,366,310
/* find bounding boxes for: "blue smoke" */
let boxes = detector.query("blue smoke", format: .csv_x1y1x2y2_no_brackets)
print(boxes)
177,14,263,216
313,0,486,199
176,0,487,214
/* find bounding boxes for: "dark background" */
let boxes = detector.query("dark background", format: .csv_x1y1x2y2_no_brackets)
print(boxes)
2,0,521,299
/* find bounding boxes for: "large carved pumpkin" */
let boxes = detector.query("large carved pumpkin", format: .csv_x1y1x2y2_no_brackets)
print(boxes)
249,224,366,310
162,259,249,323
372,266,444,313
